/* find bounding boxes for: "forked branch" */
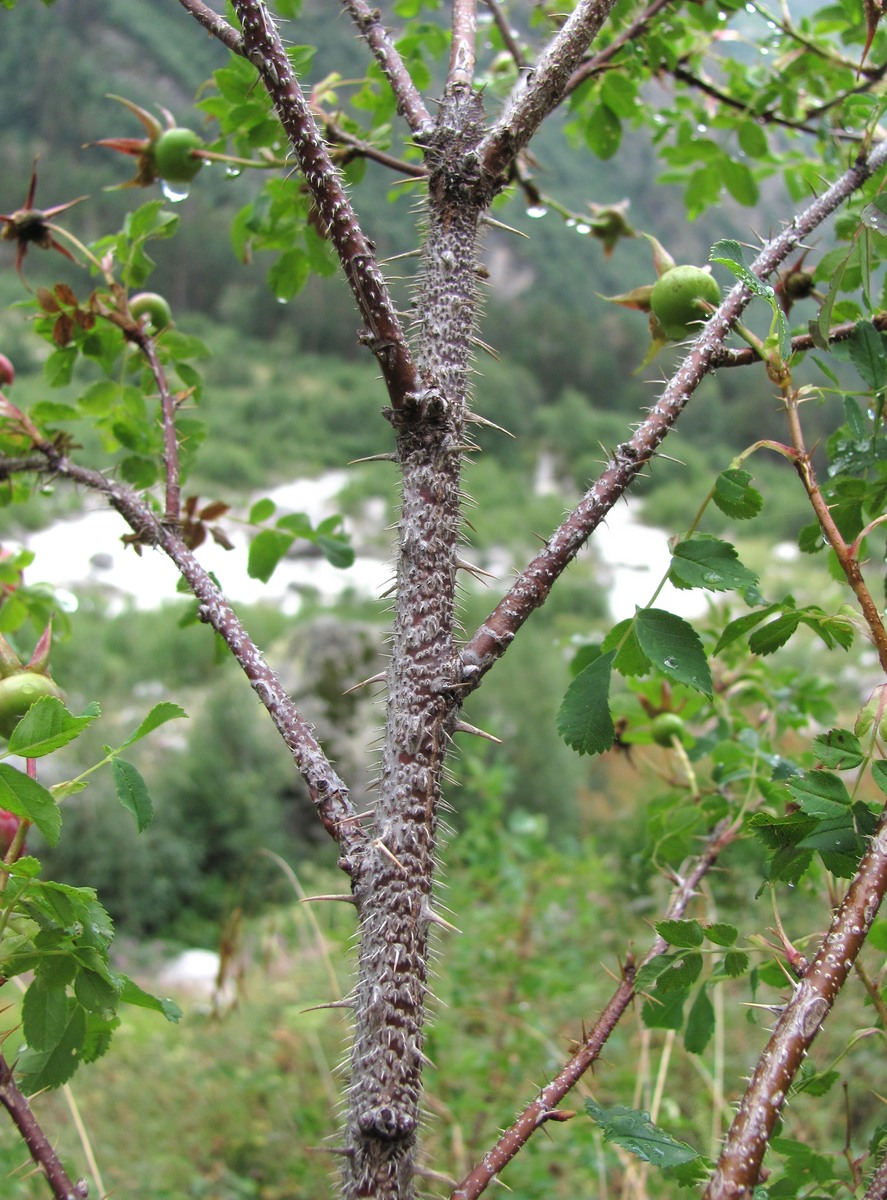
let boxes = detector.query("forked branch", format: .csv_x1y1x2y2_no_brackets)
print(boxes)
340,0,434,135
452,819,740,1200
460,138,887,691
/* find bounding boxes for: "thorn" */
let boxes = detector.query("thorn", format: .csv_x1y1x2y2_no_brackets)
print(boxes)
343,671,387,695
466,412,515,437
422,901,462,933
453,720,502,744
415,1167,458,1186
302,999,357,1012
455,556,497,580
469,336,500,360
307,1145,355,1157
480,214,530,239
348,453,398,464
373,838,407,872
300,894,358,905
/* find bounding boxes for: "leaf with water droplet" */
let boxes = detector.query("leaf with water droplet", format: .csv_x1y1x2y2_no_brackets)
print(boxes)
635,609,712,696
669,535,759,594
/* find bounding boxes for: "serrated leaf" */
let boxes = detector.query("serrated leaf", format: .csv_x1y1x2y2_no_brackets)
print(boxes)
74,969,121,1019
848,320,887,391
787,770,851,818
585,1100,700,1168
655,919,703,948
112,759,154,833
7,697,96,758
713,469,764,520
812,728,863,769
556,651,616,756
748,612,802,655
0,765,60,846
670,537,759,594
710,239,772,298
635,609,712,696
684,985,715,1054
602,619,651,676
656,951,703,994
704,922,738,946
121,701,187,750
247,528,295,583
714,604,780,655
16,999,86,1092
642,988,687,1029
634,955,676,992
722,950,750,977
22,977,71,1051
872,760,887,795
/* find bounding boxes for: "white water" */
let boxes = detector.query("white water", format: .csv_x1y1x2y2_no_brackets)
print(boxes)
16,469,705,621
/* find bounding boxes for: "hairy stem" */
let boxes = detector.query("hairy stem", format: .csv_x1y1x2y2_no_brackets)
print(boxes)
341,0,434,136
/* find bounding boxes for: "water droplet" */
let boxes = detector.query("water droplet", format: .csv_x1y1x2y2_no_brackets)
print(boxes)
697,123,708,133
161,180,190,203
565,217,577,228
575,222,591,235
703,571,721,584
526,204,548,219
276,296,289,305
663,657,678,669
225,166,242,179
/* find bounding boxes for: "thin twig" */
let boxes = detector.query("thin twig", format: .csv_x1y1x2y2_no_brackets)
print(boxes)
194,1,419,409
133,329,182,526
0,1052,87,1200
340,0,434,135
460,138,887,693
482,0,527,70
451,820,740,1200
176,0,244,53
712,313,887,367
0,450,368,867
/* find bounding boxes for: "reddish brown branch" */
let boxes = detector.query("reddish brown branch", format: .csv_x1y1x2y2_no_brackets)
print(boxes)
0,450,367,866
482,0,528,71
176,0,244,53
712,313,887,367
216,1,419,409
0,1052,87,1200
340,0,434,136
132,329,182,525
452,819,739,1200
479,0,622,178
704,809,887,1198
460,138,887,693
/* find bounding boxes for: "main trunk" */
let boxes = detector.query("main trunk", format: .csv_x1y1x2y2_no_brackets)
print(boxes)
341,88,490,1200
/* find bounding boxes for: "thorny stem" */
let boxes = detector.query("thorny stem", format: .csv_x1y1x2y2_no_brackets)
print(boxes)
176,0,244,52
451,819,740,1200
131,328,182,526
712,313,887,366
460,137,887,693
479,0,622,178
865,1144,887,1199
220,1,418,408
340,0,434,136
704,808,887,1200
0,450,365,858
0,1052,87,1200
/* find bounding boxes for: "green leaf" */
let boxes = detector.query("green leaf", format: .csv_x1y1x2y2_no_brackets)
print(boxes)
872,760,887,795
249,497,276,524
602,619,651,676
703,922,738,946
635,609,712,696
684,985,715,1054
748,612,802,655
721,950,750,977
316,533,356,569
787,770,851,818
812,728,863,769
74,969,121,1020
112,759,154,833
585,1100,700,1168
8,698,97,758
721,157,758,206
714,604,780,654
655,919,704,948
655,951,703,994
712,469,764,520
22,976,71,1051
710,239,772,298
121,701,187,749
118,974,182,1022
248,528,295,583
16,999,86,1092
848,320,887,390
585,104,622,159
670,536,759,593
641,988,686,1030
0,765,60,846
556,651,616,756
